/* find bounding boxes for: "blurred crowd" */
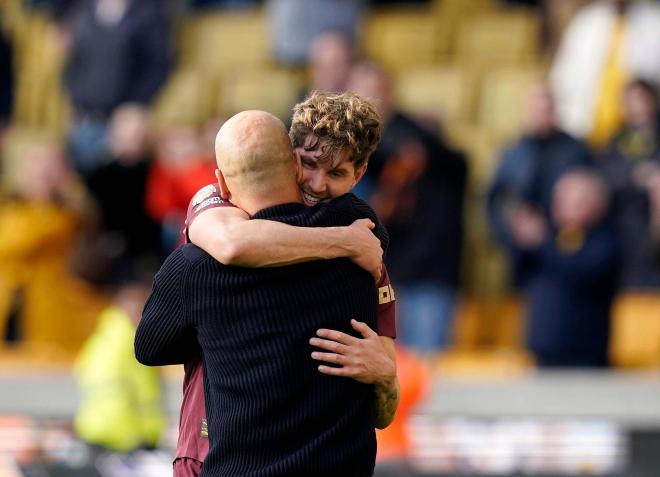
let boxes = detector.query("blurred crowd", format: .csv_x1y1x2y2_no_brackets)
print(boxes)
1,0,660,388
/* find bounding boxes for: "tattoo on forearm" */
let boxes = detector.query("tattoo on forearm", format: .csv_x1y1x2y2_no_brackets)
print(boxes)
373,380,400,429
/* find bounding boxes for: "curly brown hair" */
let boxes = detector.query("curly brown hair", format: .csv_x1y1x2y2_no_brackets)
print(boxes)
289,91,382,170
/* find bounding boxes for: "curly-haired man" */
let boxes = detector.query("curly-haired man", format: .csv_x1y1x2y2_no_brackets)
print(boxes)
170,92,400,477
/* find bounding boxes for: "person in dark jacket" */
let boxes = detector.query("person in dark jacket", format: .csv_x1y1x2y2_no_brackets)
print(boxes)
599,78,660,289
85,104,160,283
347,60,467,354
61,0,171,175
487,83,592,287
523,169,618,367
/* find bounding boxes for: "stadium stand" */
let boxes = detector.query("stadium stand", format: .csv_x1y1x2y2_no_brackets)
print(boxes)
3,1,660,474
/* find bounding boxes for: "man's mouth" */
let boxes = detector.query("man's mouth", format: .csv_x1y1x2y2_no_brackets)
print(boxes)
302,191,323,206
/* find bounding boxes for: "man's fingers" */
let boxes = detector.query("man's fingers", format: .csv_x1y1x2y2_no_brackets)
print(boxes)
309,337,349,353
354,218,375,230
315,328,357,345
351,319,378,339
311,351,346,365
317,365,352,377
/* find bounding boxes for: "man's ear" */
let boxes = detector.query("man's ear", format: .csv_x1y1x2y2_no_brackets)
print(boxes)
352,163,368,189
215,168,231,200
293,150,303,186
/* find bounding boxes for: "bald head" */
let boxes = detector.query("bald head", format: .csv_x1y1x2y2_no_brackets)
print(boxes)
215,111,300,212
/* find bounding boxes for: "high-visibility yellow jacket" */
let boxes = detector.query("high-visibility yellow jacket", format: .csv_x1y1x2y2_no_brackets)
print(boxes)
74,306,165,452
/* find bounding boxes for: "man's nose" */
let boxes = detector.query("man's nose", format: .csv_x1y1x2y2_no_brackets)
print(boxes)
309,173,327,193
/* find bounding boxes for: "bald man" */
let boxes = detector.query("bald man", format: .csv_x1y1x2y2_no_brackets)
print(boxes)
135,111,386,477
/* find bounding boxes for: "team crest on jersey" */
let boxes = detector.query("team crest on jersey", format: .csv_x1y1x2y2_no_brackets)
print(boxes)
191,184,217,207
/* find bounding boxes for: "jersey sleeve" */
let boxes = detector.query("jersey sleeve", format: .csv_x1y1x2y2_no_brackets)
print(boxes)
183,183,237,243
376,264,396,338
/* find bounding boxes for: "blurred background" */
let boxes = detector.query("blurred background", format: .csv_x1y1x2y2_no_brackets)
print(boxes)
1,0,660,475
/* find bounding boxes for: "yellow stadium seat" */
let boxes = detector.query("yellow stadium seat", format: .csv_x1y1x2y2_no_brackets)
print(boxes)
476,66,545,141
432,0,498,19
218,68,301,121
152,69,218,127
455,11,539,67
11,13,70,133
434,347,534,376
609,293,660,368
491,294,526,349
0,0,23,34
446,123,507,188
186,11,270,75
362,9,442,72
175,15,199,67
451,299,485,348
452,292,525,349
431,0,499,56
395,65,475,125
544,0,593,53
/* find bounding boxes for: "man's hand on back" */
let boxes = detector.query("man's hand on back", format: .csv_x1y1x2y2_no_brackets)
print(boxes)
310,319,400,429
310,319,395,387
344,219,383,281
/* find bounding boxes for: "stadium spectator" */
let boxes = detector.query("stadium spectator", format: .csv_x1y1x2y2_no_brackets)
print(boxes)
523,169,618,367
0,139,106,353
267,0,365,66
348,60,467,355
61,0,171,176
74,281,164,452
306,31,355,95
487,84,592,287
86,104,160,284
599,79,660,288
550,0,660,149
144,121,216,252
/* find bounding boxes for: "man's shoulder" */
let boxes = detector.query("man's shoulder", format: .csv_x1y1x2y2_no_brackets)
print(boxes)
158,245,215,275
313,193,377,227
180,243,215,266
327,193,374,215
327,194,389,253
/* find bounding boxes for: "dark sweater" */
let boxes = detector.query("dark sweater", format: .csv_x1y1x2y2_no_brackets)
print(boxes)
135,194,387,477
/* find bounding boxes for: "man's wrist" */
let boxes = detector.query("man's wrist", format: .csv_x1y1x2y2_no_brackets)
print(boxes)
338,225,363,259
374,372,397,390
322,226,356,259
